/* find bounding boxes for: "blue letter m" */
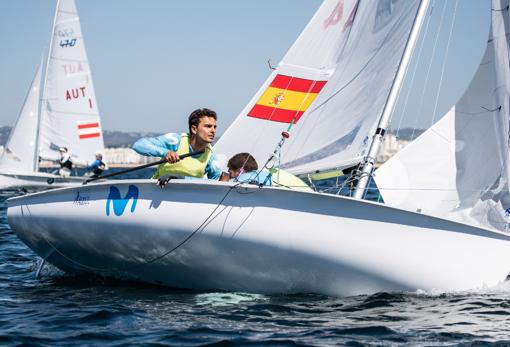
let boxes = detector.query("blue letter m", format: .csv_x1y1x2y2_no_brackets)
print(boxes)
106,185,139,216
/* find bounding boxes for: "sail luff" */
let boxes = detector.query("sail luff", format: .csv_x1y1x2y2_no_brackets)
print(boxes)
36,0,60,172
353,0,430,199
33,55,44,172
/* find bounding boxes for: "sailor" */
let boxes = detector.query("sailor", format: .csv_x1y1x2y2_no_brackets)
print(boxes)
219,152,272,186
220,152,312,191
58,147,73,177
86,152,107,178
132,108,222,180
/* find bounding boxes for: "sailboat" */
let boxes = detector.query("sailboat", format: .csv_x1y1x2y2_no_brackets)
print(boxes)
0,0,104,194
7,0,510,297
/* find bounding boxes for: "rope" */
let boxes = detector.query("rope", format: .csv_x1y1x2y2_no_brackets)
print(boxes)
139,185,236,266
31,183,243,275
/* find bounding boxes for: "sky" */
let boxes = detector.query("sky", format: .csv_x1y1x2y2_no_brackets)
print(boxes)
0,0,490,136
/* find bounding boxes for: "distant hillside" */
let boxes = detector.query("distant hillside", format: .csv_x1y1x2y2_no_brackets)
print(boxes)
102,130,163,148
0,127,163,148
0,126,10,146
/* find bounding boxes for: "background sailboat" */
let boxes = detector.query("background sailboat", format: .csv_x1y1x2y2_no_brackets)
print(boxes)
0,0,104,193
7,0,510,297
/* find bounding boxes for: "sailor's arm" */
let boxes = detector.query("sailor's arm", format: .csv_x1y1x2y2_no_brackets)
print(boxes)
132,133,180,159
205,153,222,180
86,159,100,170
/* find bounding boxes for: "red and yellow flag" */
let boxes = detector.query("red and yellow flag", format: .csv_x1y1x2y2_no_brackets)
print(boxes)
247,74,327,124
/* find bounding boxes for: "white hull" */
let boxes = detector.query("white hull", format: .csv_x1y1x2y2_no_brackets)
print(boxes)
0,171,84,195
7,179,510,296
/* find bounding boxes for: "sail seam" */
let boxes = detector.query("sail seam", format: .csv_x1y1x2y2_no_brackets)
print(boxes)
49,57,87,64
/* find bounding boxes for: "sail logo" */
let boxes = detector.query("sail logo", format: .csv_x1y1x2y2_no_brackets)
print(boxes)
77,122,101,139
62,63,85,76
60,38,77,48
270,92,285,106
323,0,359,32
56,28,75,38
106,185,139,217
248,74,327,123
73,191,90,206
66,87,87,101
323,0,344,27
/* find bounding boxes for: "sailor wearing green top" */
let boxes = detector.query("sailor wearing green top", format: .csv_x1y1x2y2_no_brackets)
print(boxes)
132,108,222,180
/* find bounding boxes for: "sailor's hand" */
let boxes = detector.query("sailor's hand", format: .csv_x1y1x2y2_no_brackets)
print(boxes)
219,172,230,182
157,177,171,188
165,151,180,163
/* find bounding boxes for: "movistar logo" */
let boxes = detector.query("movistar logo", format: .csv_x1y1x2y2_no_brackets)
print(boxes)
106,185,139,217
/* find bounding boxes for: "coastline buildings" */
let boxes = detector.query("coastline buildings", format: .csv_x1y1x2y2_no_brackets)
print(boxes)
376,133,412,164
103,147,155,167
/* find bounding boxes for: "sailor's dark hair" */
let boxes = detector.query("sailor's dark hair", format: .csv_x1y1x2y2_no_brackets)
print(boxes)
188,108,217,134
228,152,258,172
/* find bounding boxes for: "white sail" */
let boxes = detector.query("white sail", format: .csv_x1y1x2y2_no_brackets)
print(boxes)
375,0,510,231
215,0,421,174
38,0,104,165
0,62,42,173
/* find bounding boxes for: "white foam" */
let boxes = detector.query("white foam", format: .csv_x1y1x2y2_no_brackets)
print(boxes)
195,292,266,307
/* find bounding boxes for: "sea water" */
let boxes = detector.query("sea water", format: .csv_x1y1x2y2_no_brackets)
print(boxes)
1,174,510,346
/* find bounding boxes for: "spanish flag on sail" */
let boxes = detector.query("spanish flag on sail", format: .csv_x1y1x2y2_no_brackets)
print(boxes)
247,74,327,124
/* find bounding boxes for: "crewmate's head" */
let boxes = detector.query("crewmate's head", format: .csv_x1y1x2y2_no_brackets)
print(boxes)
227,152,258,179
95,152,103,160
59,147,68,154
188,108,217,144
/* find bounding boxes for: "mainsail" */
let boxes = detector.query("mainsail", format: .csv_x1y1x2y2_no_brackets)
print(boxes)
0,62,42,173
375,0,510,231
38,0,104,166
215,0,421,175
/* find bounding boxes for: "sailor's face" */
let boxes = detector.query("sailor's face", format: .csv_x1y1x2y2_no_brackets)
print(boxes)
228,168,240,179
192,116,217,144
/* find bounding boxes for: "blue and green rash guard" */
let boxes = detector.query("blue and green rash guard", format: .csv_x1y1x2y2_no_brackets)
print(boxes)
132,132,222,180
234,170,272,186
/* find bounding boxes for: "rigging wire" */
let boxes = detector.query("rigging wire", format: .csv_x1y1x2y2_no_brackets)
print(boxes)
391,1,434,138
410,0,449,140
431,0,459,124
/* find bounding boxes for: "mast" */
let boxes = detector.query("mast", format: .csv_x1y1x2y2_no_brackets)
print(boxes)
34,0,60,172
353,0,431,200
